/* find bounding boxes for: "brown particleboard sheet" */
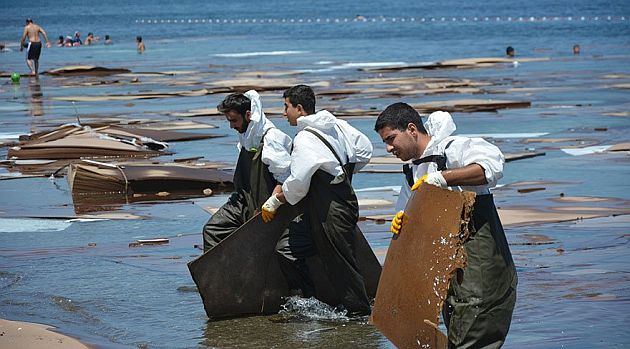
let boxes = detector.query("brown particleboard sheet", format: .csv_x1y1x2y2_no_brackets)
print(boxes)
188,205,382,319
67,160,234,195
7,136,165,160
51,87,230,102
371,185,476,349
7,127,168,160
504,151,546,162
414,99,531,113
361,57,549,73
44,65,131,76
608,143,630,152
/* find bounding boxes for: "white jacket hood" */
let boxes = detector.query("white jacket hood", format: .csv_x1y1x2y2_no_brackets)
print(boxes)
421,111,456,157
238,89,273,150
297,109,372,167
296,110,337,131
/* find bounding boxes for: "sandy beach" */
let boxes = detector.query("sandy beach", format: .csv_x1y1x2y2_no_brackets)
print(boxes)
0,318,90,349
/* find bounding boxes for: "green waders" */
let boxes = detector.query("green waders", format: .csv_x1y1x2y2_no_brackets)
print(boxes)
202,135,276,252
275,129,370,315
442,194,517,349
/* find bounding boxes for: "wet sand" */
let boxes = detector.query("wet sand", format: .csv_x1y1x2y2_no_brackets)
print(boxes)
0,318,91,349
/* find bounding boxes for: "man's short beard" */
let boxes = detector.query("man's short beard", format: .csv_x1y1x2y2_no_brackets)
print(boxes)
239,118,250,134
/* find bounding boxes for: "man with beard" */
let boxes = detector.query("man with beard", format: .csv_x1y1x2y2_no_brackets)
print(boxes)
202,90,292,252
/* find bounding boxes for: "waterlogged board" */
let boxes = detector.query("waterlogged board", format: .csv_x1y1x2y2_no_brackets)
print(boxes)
188,204,382,319
371,185,476,348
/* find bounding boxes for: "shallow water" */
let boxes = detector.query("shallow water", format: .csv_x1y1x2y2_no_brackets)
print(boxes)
1,0,630,348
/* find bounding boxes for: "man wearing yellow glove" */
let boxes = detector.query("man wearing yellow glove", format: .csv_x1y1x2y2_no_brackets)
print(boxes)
262,85,373,315
374,102,517,348
202,91,292,252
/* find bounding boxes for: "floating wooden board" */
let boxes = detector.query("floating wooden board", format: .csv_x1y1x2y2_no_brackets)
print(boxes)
68,160,234,194
414,99,531,113
44,65,131,76
52,88,230,102
372,185,476,349
188,204,382,319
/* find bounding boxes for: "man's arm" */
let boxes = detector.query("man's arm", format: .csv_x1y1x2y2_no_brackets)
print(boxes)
441,164,487,186
20,27,27,51
39,27,51,47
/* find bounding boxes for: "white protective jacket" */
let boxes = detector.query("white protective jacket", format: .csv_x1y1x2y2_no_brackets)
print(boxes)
238,90,292,183
282,110,373,205
396,111,504,211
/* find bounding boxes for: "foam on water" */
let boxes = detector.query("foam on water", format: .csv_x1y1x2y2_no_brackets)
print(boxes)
278,296,350,321
0,218,72,233
213,50,307,58
459,132,549,138
561,145,612,156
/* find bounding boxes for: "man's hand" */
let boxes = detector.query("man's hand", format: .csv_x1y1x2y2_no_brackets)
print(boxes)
411,171,447,191
46,42,51,48
390,210,405,235
261,194,283,223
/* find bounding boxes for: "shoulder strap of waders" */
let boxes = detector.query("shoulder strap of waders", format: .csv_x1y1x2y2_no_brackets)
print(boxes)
303,128,349,178
402,139,455,187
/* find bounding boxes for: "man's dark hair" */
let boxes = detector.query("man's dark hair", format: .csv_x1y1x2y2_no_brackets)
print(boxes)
283,85,316,115
374,102,426,134
136,36,142,42
26,18,33,24
217,93,251,117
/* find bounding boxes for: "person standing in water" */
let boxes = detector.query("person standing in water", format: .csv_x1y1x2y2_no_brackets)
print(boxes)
374,103,517,348
136,36,145,53
20,18,51,76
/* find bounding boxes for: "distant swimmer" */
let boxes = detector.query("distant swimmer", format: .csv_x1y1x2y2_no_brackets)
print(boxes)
85,32,98,45
573,44,580,55
136,36,145,53
56,35,64,47
104,34,113,45
72,31,82,46
20,18,51,76
506,46,515,58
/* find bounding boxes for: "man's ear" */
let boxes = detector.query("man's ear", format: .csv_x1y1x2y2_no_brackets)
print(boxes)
407,122,418,133
296,104,305,116
245,110,252,122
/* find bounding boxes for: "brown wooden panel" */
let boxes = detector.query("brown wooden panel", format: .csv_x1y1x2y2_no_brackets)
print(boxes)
371,185,475,348
188,203,382,319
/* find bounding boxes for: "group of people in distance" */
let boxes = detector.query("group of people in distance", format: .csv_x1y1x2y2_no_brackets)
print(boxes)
55,31,113,47
205,84,518,348
18,17,146,75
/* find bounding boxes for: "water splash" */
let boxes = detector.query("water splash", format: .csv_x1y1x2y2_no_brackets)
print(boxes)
276,296,350,322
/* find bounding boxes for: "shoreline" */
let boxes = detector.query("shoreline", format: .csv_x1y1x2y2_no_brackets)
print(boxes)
0,318,92,349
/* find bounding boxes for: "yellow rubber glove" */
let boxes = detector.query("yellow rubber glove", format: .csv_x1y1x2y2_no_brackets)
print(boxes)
390,210,405,235
411,172,448,191
411,174,428,191
261,194,283,223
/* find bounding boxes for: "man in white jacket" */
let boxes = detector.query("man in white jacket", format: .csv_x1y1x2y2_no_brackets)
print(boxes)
261,85,373,316
202,90,292,252
374,102,517,348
